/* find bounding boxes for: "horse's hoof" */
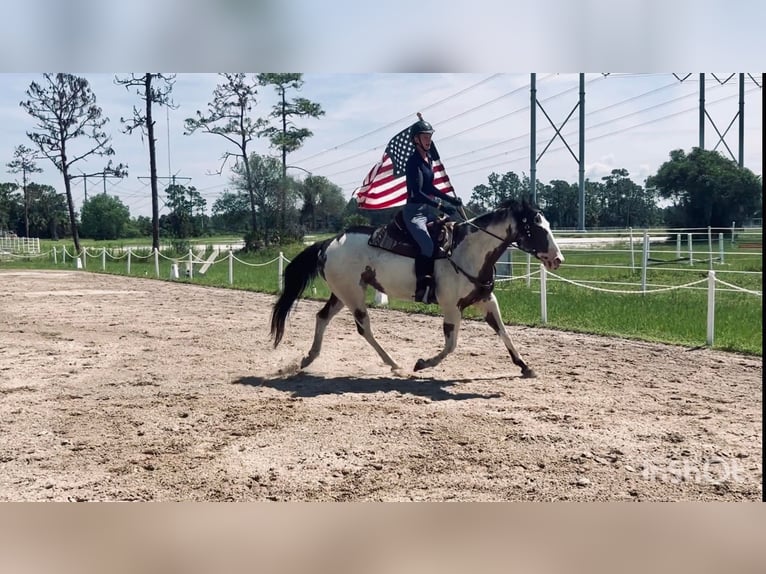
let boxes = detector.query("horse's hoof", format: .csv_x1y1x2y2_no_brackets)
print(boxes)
413,358,428,371
521,368,537,379
299,356,313,369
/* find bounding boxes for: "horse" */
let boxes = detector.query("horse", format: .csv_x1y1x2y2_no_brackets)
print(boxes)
270,199,564,378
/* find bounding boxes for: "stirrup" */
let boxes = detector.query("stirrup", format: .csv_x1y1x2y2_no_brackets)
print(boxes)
415,284,437,305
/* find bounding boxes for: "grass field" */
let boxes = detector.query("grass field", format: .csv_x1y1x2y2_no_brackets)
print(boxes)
2,233,761,356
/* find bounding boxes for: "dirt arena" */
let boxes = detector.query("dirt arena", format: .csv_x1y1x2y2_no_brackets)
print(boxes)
0,269,761,501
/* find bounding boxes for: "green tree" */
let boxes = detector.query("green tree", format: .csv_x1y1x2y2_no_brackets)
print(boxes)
116,73,176,251
229,153,287,247
164,184,206,240
468,171,524,211
80,194,131,240
298,175,346,232
131,215,153,237
646,148,762,229
211,190,251,234
185,74,262,238
0,182,22,234
257,73,325,237
26,183,67,239
20,73,124,255
6,144,42,237
537,180,579,228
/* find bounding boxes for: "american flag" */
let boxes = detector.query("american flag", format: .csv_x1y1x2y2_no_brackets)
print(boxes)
355,125,455,210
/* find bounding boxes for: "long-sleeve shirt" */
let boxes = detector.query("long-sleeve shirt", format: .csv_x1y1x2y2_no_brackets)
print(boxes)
405,151,460,210
406,151,442,208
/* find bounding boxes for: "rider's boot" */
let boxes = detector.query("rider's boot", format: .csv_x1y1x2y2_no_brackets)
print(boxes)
414,254,437,304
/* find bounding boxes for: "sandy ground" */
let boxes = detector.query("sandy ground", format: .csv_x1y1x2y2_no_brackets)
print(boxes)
0,269,761,501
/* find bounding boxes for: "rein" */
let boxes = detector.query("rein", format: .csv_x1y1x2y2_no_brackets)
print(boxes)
457,215,536,256
444,214,535,290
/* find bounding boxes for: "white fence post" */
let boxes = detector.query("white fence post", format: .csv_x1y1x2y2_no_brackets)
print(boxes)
707,226,713,270
676,233,681,259
154,248,160,277
731,221,736,245
278,251,284,293
81,247,87,269
127,248,132,274
629,227,635,272
63,247,67,264
539,263,547,324
101,247,106,270
228,249,234,285
374,290,389,306
53,246,58,265
641,230,649,293
526,253,531,288
687,233,693,266
188,249,194,280
718,233,724,264
707,270,716,346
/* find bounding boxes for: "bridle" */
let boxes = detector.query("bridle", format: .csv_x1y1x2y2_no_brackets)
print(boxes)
444,210,539,290
457,211,538,256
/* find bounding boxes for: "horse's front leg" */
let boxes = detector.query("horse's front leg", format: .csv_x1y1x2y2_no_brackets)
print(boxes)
414,307,462,371
352,307,402,372
473,293,536,378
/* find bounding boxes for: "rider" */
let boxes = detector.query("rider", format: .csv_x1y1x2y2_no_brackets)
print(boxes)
403,119,463,304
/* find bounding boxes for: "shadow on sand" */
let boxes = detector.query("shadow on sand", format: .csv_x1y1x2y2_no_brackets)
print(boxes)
233,372,508,402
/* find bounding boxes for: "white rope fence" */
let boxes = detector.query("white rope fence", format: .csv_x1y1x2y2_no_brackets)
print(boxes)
24,232,760,349
54,245,293,290
539,265,760,346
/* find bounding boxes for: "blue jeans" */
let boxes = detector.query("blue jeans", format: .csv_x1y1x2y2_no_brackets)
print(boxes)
403,203,437,257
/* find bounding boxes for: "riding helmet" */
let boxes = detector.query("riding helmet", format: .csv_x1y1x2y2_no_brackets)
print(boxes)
409,119,435,138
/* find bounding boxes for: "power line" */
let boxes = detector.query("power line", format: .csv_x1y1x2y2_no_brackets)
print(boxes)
307,75,619,179
293,74,505,170
69,169,126,201
446,86,760,179
338,74,729,183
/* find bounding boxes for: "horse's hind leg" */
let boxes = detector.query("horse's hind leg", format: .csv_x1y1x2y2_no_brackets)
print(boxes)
352,306,401,372
474,294,536,378
301,293,344,369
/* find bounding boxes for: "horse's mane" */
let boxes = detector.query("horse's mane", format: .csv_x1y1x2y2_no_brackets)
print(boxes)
464,198,538,228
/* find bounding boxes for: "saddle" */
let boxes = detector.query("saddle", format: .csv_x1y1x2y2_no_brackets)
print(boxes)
368,210,454,259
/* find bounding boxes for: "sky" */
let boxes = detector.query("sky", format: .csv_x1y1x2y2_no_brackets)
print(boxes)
0,1,763,219
1,72,761,219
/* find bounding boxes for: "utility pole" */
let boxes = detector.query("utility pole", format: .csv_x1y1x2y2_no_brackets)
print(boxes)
137,174,192,209
139,174,191,187
530,72,587,230
674,72,761,165
70,169,126,201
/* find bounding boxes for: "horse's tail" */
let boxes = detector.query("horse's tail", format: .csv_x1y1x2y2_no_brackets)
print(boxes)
270,238,331,348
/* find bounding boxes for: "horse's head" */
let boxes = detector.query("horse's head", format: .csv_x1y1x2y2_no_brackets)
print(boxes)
512,201,564,270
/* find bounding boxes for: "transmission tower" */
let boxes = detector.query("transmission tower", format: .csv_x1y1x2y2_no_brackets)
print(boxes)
530,73,588,230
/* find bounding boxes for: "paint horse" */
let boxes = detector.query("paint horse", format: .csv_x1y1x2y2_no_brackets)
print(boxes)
270,199,564,378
